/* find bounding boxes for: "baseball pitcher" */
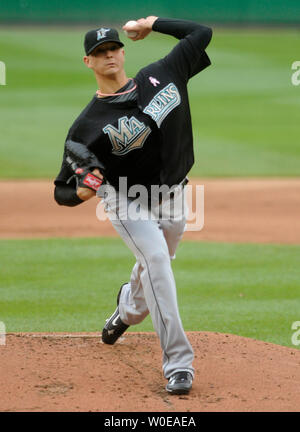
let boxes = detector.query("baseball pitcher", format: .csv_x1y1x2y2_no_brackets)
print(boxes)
54,16,212,394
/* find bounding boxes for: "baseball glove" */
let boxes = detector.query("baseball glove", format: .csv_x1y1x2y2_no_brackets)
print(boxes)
65,140,106,192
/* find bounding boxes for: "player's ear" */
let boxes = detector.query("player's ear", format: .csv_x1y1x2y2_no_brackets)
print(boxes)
83,56,92,69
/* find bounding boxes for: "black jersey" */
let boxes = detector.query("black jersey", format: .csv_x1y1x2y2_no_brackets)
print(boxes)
63,88,162,191
54,18,212,206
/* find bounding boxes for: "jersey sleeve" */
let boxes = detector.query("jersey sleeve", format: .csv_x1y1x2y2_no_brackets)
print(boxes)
54,146,84,207
152,17,213,82
54,183,83,207
53,96,101,207
54,150,72,185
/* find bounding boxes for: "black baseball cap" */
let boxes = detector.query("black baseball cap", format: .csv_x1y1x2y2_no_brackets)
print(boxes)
84,27,124,55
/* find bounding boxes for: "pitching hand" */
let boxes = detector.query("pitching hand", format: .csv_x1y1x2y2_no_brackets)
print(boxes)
122,16,158,41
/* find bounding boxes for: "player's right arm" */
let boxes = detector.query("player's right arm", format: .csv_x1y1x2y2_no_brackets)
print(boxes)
130,17,212,82
153,18,213,81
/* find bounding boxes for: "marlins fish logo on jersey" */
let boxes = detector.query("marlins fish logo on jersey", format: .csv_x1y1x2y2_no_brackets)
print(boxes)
96,28,110,40
103,116,151,156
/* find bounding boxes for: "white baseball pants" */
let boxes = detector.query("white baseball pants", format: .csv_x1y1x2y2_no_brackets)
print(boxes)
100,183,194,379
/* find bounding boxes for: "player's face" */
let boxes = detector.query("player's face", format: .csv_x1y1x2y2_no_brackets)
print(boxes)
84,42,125,76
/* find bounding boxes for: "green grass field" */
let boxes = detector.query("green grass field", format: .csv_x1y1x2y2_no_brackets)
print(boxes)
0,26,299,178
1,237,299,348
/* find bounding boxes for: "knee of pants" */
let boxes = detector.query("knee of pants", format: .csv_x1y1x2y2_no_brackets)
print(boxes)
160,218,186,256
174,217,186,236
142,250,171,268
160,216,186,236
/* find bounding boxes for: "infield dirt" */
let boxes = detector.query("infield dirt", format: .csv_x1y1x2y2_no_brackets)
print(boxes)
1,332,300,412
1,178,300,243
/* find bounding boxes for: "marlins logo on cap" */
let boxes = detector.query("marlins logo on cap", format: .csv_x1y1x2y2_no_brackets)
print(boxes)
96,28,110,40
84,27,124,55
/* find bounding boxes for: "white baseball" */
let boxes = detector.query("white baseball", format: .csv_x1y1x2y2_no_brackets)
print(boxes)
124,20,138,38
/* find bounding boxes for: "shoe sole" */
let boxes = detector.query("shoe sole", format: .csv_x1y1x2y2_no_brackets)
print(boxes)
165,386,191,395
102,326,128,345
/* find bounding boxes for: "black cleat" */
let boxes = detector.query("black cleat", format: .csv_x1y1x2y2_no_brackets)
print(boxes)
102,284,129,345
166,371,193,395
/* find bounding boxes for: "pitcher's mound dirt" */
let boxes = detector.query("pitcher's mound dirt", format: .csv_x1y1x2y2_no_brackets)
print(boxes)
1,332,299,412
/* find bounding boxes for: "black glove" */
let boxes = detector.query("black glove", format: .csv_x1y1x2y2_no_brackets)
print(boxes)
65,140,106,192
72,167,103,191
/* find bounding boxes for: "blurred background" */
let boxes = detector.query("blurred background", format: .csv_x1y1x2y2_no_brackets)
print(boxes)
0,0,299,179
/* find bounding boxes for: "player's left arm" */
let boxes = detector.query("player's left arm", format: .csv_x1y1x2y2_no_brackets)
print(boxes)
64,140,105,201
73,168,103,200
54,141,105,205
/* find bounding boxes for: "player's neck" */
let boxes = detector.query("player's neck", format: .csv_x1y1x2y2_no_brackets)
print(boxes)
96,72,129,97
